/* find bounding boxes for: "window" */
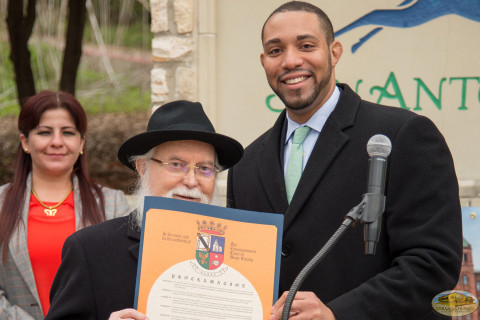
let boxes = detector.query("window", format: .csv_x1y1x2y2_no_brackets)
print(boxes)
464,275,469,284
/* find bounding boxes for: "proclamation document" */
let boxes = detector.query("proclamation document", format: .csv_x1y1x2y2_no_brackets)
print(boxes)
134,196,284,320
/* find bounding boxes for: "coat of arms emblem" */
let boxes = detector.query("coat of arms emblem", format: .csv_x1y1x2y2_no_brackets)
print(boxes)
196,220,226,270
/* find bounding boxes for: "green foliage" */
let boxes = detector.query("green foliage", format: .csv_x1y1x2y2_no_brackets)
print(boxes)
0,0,152,116
78,87,151,114
83,1,152,49
89,1,149,26
120,22,152,49
0,104,19,117
0,40,151,116
83,21,152,49
0,41,19,116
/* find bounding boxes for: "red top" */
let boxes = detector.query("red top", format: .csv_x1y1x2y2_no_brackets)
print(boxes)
27,191,75,316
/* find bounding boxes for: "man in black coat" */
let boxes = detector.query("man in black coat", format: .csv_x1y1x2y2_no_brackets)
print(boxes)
45,101,243,320
227,2,462,319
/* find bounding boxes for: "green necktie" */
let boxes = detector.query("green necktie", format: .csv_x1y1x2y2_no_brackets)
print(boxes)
285,126,311,203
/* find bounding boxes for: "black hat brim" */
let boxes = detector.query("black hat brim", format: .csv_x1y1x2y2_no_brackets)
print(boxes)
118,129,244,171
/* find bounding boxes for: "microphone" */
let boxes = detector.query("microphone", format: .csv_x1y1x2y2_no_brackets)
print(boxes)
363,134,392,255
280,135,391,320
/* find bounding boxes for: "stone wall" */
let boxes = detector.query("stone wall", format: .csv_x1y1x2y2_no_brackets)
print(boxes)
150,0,196,108
148,0,229,202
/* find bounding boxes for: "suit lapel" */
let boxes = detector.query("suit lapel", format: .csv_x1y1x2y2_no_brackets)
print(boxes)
9,173,42,305
72,175,84,229
284,85,360,230
255,111,290,215
284,121,349,229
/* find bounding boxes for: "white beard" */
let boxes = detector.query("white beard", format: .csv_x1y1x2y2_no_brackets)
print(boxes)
163,186,211,204
131,170,218,229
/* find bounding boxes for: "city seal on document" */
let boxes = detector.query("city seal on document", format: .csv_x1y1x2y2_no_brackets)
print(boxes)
196,220,227,270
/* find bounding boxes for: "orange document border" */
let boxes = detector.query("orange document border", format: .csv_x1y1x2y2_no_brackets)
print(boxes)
134,196,284,319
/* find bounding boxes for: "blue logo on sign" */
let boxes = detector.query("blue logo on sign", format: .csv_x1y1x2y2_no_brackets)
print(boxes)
335,0,480,53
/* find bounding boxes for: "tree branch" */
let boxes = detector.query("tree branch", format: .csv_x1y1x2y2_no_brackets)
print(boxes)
60,0,87,95
6,0,37,106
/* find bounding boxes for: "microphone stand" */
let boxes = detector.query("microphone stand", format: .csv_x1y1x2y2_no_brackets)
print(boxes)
281,193,385,320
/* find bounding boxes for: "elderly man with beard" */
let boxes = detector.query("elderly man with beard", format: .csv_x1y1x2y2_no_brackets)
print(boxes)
45,100,243,320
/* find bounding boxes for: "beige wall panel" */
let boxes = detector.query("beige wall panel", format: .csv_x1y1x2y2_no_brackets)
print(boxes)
212,0,480,181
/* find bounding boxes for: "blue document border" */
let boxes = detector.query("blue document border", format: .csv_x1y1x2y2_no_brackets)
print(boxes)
133,196,284,309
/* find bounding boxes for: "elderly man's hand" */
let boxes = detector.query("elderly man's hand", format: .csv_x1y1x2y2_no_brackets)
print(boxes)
269,291,336,320
109,308,148,320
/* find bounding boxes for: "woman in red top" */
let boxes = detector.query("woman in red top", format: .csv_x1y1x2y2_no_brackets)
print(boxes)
0,91,130,319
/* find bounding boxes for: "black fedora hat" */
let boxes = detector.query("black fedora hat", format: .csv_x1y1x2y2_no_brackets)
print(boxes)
118,100,243,171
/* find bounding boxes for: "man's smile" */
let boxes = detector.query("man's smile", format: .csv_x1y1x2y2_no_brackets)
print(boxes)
279,70,313,87
284,76,309,84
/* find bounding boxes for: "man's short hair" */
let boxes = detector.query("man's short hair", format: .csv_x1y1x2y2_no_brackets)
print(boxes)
261,1,335,45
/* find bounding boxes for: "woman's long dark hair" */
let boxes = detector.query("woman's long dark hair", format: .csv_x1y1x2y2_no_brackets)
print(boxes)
0,91,106,260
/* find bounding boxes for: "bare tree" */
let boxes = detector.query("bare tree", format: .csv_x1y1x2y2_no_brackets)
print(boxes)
60,0,87,95
6,0,36,106
6,0,86,106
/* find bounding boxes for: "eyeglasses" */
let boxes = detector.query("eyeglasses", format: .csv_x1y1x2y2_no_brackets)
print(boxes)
150,158,219,178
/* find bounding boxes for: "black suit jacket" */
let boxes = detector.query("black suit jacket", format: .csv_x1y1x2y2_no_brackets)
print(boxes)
45,213,140,320
227,84,462,319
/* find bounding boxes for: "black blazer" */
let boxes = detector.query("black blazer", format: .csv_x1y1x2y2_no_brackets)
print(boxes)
45,213,140,320
227,84,462,319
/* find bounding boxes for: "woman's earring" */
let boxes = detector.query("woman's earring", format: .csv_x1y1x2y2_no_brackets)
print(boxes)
24,148,29,154
80,150,84,155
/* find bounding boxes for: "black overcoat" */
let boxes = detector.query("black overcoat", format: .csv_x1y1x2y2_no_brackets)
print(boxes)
45,213,140,320
227,83,462,319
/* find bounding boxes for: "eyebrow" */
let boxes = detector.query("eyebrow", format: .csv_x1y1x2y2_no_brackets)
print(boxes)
263,34,320,47
165,155,185,162
37,126,77,130
297,34,319,42
166,155,214,165
263,37,281,47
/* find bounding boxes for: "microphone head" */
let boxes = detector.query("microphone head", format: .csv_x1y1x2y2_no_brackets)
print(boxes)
367,134,392,158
